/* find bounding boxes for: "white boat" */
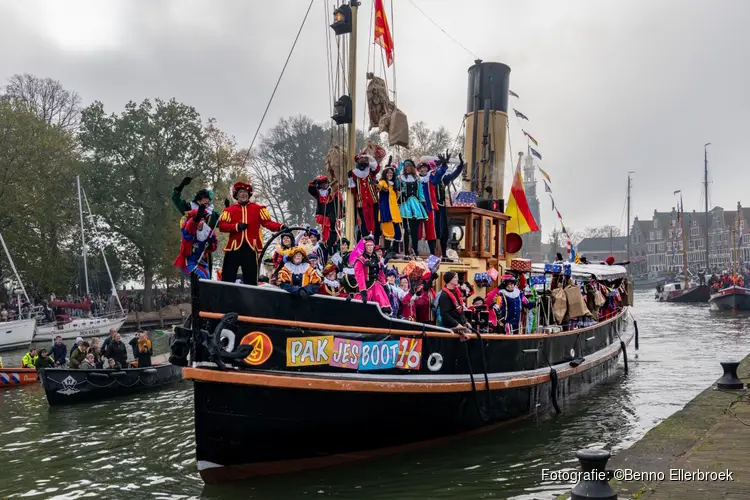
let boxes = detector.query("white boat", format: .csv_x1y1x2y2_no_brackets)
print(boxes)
0,233,36,351
34,315,127,342
0,318,36,352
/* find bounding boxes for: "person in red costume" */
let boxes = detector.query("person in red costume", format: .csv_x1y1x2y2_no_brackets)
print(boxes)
402,272,435,323
218,181,286,285
308,175,343,251
318,263,348,297
348,153,381,242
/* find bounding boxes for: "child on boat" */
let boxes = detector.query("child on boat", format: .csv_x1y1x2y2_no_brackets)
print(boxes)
277,247,322,298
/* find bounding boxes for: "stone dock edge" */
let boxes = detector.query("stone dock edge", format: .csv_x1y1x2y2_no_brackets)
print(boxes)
557,352,750,500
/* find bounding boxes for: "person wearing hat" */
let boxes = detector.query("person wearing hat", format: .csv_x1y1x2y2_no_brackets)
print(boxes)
318,263,347,297
402,272,434,323
218,181,286,285
307,252,322,273
329,237,350,273
277,247,322,297
352,236,391,311
305,228,327,265
437,271,472,333
377,162,403,256
308,175,343,251
173,201,218,278
417,160,440,256
271,231,296,285
171,177,222,228
433,152,464,259
486,274,536,334
348,153,381,242
398,160,428,257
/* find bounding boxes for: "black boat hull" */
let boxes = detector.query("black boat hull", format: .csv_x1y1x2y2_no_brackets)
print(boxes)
183,279,633,483
38,364,183,405
662,284,710,303
709,287,750,311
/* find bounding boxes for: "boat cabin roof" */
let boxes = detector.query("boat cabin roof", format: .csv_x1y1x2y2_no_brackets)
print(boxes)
530,263,627,281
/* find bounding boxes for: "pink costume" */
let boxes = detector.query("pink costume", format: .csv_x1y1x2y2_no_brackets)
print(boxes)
350,240,391,310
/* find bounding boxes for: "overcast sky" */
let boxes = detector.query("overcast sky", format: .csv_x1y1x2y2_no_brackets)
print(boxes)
2,0,749,237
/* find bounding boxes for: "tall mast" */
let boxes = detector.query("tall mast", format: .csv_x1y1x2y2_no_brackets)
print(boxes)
82,186,124,314
704,143,710,272
76,175,90,296
0,232,31,307
680,196,689,287
344,1,359,243
626,172,633,264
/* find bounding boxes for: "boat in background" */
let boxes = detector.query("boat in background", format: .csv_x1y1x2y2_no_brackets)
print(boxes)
632,272,665,290
38,361,182,405
0,232,36,351
33,176,127,341
708,203,749,311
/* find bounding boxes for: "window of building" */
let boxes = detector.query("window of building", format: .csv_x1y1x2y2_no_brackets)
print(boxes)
649,231,655,241
657,230,662,239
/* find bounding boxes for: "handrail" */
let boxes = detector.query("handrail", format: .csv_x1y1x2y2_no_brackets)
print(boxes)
198,308,627,341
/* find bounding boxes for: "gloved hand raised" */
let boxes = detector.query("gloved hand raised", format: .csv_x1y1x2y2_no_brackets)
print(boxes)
177,176,193,190
224,198,230,208
193,204,206,222
237,222,248,231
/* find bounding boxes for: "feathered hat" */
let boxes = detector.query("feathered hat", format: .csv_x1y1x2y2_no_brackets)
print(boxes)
231,181,253,199
385,265,399,278
322,263,337,276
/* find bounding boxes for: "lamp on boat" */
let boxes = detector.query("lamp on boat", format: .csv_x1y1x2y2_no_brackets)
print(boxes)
332,95,352,124
330,4,352,35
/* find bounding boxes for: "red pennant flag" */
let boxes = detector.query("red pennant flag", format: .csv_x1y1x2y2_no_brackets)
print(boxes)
374,0,394,66
505,163,539,235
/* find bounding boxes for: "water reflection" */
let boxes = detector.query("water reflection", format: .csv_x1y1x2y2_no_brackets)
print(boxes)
1,291,748,499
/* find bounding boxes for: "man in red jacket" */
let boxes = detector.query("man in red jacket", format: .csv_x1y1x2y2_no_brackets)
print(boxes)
218,181,285,285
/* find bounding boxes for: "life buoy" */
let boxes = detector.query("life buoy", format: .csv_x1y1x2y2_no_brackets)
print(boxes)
427,352,443,372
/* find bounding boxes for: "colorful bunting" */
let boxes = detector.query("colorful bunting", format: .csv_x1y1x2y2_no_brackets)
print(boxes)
543,179,551,193
513,109,529,121
538,166,551,183
509,90,519,98
522,130,538,146
530,147,542,160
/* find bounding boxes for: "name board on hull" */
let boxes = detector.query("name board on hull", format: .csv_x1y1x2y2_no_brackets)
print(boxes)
286,336,421,371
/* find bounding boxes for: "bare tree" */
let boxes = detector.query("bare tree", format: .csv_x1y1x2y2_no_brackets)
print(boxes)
405,121,453,159
579,225,622,239
1,74,82,131
203,117,248,200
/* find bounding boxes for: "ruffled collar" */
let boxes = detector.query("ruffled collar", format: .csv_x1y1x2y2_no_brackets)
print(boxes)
500,288,521,299
285,262,310,274
352,168,372,179
323,277,340,288
400,174,417,183
419,173,430,183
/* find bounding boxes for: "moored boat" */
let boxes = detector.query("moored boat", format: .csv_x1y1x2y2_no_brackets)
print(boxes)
34,314,127,342
656,281,710,303
38,363,183,405
0,367,39,387
0,318,36,352
709,285,750,311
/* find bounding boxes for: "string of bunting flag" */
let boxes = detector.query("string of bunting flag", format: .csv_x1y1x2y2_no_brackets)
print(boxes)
509,91,579,262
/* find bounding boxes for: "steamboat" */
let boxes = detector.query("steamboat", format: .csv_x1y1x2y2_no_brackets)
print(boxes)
170,1,635,484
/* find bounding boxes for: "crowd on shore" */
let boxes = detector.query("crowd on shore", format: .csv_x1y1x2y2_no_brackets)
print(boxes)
15,329,153,371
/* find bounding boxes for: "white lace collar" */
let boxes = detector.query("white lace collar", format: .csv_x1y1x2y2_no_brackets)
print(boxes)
323,277,340,287
285,262,310,274
501,288,521,299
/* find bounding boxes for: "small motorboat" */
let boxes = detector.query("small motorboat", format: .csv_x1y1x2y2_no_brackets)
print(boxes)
0,367,40,387
38,363,183,405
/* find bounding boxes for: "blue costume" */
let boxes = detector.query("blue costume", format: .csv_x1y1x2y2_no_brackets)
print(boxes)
174,207,218,279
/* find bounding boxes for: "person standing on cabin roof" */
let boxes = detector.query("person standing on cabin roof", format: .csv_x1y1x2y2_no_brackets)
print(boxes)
171,178,225,276
417,160,440,256
277,247,322,298
377,160,403,259
308,175,342,254
434,152,464,259
352,236,391,313
398,160,428,258
218,181,286,286
348,153,381,243
174,202,218,279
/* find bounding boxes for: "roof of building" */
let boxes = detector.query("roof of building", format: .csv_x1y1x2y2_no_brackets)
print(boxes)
577,236,627,252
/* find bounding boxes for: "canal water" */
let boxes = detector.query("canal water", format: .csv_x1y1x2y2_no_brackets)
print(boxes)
1,290,748,499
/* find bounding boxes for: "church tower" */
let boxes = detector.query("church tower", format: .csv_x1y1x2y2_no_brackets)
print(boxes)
521,153,543,262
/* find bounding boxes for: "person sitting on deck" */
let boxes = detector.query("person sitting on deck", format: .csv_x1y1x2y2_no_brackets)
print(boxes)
277,247,322,298
35,349,55,370
437,272,472,338
270,231,295,285
21,347,38,368
307,253,322,273
318,263,348,297
351,236,391,313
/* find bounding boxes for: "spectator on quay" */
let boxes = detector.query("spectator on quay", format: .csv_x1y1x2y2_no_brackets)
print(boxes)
105,333,128,369
50,336,67,367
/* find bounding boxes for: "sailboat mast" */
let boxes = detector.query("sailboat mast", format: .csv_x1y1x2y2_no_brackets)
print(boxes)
704,143,710,272
0,232,31,306
626,172,632,263
77,175,90,296
344,1,359,243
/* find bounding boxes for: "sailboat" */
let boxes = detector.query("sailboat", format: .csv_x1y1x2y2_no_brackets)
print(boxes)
0,233,36,352
33,176,127,341
170,1,634,483
709,202,750,311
